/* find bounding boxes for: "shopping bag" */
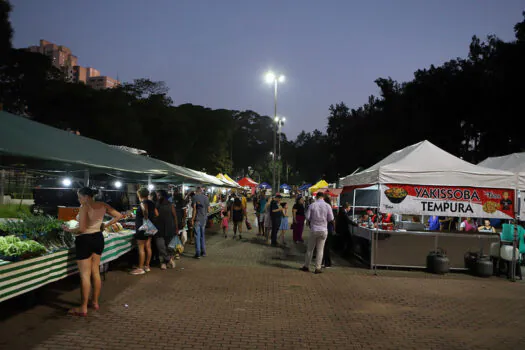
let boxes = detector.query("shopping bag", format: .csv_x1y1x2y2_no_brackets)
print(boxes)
245,218,252,230
253,218,258,228
168,235,184,253
181,230,188,245
138,219,158,236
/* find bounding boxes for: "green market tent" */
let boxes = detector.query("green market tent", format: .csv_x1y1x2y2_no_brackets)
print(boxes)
0,111,223,186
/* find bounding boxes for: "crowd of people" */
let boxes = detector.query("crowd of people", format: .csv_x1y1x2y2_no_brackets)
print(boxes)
65,185,349,316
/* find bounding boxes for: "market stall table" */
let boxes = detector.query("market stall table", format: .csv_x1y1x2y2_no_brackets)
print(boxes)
350,225,500,269
0,230,134,303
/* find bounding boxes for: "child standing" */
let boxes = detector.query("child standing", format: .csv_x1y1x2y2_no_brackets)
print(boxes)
221,210,229,238
279,202,289,246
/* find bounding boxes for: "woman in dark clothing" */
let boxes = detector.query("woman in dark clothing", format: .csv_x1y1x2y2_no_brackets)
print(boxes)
230,197,244,240
155,190,178,270
292,196,306,243
131,187,157,275
322,194,336,268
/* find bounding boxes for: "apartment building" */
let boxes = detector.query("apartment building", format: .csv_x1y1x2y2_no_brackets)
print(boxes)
72,66,100,84
87,76,120,90
26,40,119,89
28,40,78,80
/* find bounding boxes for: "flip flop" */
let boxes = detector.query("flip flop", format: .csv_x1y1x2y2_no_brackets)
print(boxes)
90,303,100,311
68,308,87,317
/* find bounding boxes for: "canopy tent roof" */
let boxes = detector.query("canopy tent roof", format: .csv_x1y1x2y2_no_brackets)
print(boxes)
280,183,291,190
0,111,224,186
215,173,240,188
258,182,271,189
309,180,329,193
340,140,515,189
223,174,237,185
238,177,258,187
0,111,174,176
478,152,525,189
298,183,312,191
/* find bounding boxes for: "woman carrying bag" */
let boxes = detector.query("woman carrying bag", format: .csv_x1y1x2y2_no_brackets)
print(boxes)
155,190,178,270
130,187,157,275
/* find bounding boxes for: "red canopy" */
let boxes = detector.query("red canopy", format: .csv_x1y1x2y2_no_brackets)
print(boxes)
238,177,258,188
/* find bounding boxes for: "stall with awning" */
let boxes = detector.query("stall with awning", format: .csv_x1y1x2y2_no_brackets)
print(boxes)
238,177,258,188
479,152,525,219
258,182,271,190
339,140,516,270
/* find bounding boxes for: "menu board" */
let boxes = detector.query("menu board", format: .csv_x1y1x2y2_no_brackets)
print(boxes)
380,184,515,219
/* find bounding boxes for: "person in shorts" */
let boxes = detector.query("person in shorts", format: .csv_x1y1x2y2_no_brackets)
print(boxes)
63,187,123,316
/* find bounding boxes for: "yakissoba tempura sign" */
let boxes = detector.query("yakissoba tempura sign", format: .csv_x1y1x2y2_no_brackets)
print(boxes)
380,185,515,219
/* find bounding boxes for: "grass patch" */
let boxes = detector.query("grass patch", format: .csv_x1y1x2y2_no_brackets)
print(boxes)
0,204,31,218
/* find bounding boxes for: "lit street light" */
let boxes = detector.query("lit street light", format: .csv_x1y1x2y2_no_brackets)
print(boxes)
265,70,285,193
275,116,285,191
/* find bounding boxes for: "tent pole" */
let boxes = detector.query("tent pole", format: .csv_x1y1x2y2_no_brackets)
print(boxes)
510,187,520,282
84,169,90,187
352,189,356,221
0,169,5,205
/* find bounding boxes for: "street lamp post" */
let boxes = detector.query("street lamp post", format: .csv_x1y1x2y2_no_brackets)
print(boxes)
265,71,285,194
274,116,285,191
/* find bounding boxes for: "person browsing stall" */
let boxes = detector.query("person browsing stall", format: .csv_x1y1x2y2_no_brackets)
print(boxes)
63,187,123,316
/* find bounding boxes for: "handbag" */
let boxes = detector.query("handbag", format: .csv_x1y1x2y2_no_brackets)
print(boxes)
245,218,252,230
180,230,188,245
138,219,158,236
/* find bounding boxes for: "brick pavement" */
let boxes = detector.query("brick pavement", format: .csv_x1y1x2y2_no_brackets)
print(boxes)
1,210,524,350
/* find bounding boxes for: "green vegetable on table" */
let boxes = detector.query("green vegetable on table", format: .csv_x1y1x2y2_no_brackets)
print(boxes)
0,235,47,259
0,215,75,252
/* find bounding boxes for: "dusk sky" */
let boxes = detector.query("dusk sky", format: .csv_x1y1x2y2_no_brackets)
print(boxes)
9,0,525,139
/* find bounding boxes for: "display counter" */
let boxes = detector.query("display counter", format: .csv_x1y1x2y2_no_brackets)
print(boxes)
0,230,134,303
0,208,221,304
350,226,500,270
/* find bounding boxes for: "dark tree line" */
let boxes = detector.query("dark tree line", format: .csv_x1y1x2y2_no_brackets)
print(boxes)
2,1,525,186
308,12,525,183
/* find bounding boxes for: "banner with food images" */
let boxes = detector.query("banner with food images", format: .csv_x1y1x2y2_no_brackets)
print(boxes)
380,184,515,219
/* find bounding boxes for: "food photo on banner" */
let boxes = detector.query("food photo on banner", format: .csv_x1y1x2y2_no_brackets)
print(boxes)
381,184,515,219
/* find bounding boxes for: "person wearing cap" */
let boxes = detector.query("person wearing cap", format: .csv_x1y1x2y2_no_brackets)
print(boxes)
300,191,334,274
270,194,284,246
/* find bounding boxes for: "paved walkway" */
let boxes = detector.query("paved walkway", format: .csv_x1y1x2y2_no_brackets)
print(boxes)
1,213,524,349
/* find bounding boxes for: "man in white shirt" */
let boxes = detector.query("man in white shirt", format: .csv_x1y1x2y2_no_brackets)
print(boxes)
301,192,334,274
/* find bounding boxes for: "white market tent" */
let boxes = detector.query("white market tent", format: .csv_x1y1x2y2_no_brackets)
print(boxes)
478,152,525,189
340,140,515,189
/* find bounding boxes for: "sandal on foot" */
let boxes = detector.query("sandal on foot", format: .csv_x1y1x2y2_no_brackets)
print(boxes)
90,303,100,311
160,263,167,270
130,268,145,275
144,266,151,272
68,308,87,317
